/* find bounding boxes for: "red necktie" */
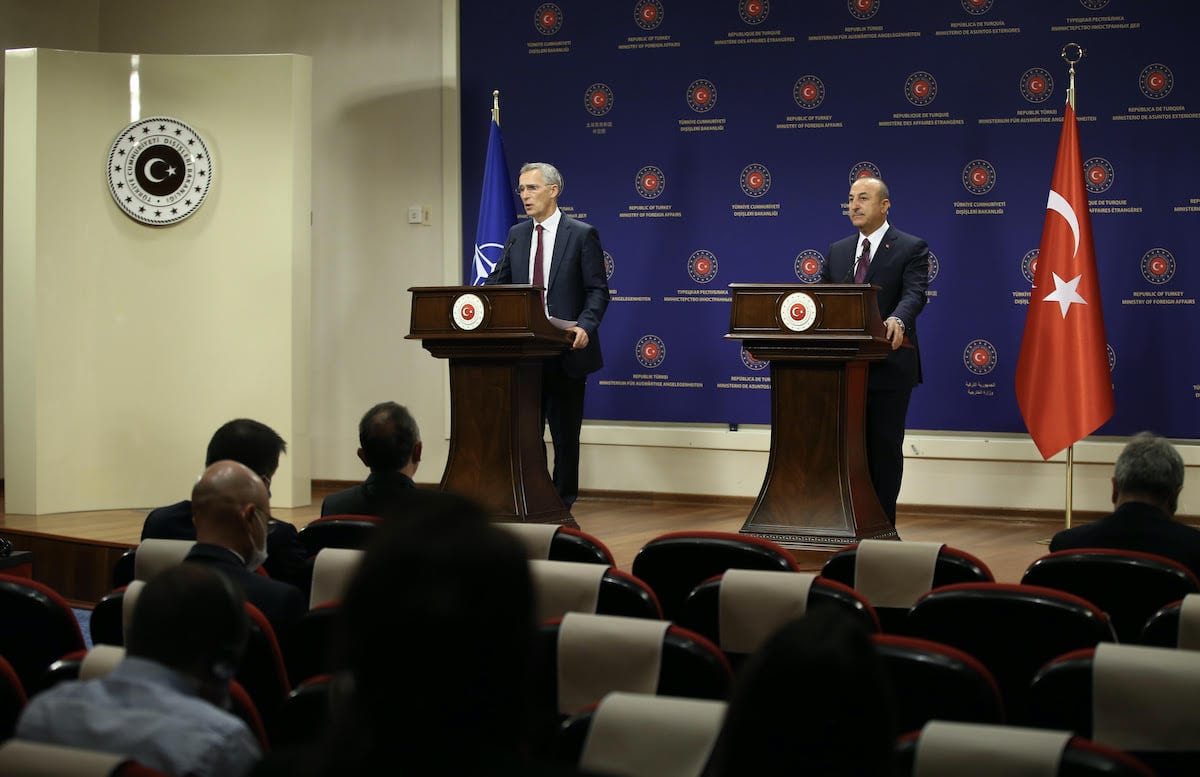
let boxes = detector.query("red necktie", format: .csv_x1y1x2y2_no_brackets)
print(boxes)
854,238,870,283
532,224,545,300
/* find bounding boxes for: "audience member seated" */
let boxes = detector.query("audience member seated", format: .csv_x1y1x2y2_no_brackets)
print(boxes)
320,401,420,518
16,565,260,777
703,608,896,777
1051,432,1200,579
254,490,577,777
184,461,306,642
142,419,312,593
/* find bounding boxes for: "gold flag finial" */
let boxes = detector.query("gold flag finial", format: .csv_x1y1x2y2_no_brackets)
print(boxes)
492,90,501,126
1061,43,1085,110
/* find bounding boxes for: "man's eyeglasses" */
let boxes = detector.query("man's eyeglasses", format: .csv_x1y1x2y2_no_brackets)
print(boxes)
515,184,555,194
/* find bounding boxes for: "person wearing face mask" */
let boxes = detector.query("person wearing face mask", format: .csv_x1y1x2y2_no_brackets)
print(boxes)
184,460,307,643
16,564,261,777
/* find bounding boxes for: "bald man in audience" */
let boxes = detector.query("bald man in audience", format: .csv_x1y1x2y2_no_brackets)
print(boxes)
184,460,306,641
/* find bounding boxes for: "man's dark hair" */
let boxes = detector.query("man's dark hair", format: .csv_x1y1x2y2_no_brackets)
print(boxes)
358,402,420,473
1114,432,1184,510
127,564,249,682
205,419,287,479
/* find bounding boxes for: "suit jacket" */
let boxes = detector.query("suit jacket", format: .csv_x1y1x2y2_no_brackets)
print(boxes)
143,500,313,596
821,225,929,390
485,213,610,378
320,471,417,518
1050,501,1200,580
183,543,307,642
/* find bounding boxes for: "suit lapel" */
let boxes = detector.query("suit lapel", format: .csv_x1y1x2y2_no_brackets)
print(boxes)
865,227,899,283
547,215,572,291
512,220,535,282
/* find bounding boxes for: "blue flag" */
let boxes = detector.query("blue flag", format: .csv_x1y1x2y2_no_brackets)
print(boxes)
470,117,516,285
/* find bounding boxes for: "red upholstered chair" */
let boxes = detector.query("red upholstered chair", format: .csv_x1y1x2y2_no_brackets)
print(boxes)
1141,598,1191,648
820,541,994,632
893,727,1156,777
872,634,1005,734
0,740,176,777
284,603,341,686
269,674,340,753
0,655,27,742
111,546,138,588
631,531,799,621
236,604,292,729
90,586,134,647
529,562,663,621
296,515,382,557
904,583,1115,724
551,527,616,565
0,574,87,694
1021,548,1200,643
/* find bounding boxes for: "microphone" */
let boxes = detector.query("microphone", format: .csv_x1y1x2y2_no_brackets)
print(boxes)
843,258,857,283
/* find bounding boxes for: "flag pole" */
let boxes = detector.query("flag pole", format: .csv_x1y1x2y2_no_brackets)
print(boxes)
492,89,501,126
1060,42,1084,531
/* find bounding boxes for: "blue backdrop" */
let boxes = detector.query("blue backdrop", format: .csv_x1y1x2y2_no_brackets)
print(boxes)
460,0,1198,436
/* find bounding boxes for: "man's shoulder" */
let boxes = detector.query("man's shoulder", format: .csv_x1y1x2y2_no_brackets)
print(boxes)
142,501,196,541
320,483,368,516
884,226,927,249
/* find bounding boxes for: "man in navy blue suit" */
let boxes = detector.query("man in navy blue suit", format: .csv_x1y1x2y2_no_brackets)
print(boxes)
485,162,610,508
820,176,929,525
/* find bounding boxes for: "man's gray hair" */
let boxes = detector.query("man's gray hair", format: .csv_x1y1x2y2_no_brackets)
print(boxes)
1114,432,1184,506
520,162,564,194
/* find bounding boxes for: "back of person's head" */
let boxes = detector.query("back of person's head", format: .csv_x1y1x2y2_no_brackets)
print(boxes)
191,460,271,566
357,401,420,473
1114,431,1184,514
706,608,896,777
326,490,534,771
205,419,287,481
126,563,249,705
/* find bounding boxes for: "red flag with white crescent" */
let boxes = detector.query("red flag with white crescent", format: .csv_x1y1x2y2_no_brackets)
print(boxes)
1015,102,1114,460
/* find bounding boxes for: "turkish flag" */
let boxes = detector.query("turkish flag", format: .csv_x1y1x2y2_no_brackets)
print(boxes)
1015,102,1114,460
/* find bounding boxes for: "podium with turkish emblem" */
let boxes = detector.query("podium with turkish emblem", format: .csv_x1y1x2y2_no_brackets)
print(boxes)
726,283,898,550
407,284,577,525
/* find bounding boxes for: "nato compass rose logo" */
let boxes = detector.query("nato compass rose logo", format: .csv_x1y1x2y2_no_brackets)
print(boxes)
739,0,769,25
635,165,666,199
793,76,826,110
927,251,940,284
603,250,616,281
848,0,880,21
634,0,664,30
1020,68,1054,103
963,339,998,375
904,71,938,107
1021,249,1040,286
687,79,718,113
794,250,824,284
1084,158,1115,194
688,250,719,284
107,116,213,227
636,334,667,369
1141,248,1176,285
534,3,563,35
962,160,997,195
961,0,993,14
741,347,768,371
740,164,772,198
1139,63,1174,100
585,83,615,116
849,161,881,184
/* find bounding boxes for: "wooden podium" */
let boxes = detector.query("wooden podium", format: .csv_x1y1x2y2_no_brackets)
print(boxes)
407,285,577,526
726,283,899,549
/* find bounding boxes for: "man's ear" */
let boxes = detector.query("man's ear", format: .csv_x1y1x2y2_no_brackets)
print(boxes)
412,441,422,465
1111,477,1118,505
356,447,367,467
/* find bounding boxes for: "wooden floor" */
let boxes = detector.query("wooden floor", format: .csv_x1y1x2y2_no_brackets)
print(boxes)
0,485,1065,602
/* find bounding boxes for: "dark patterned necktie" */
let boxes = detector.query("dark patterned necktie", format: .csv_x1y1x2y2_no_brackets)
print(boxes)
854,238,871,283
532,224,545,300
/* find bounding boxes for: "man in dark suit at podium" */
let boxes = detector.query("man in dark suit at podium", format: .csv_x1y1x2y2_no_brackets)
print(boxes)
820,176,929,525
485,161,610,508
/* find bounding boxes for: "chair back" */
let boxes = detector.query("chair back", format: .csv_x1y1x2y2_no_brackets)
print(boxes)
905,583,1114,724
0,574,86,693
632,531,798,621
309,548,364,609
296,515,381,557
872,634,1004,734
1022,548,1200,643
529,561,661,621
236,603,292,728
270,674,343,752
1141,593,1200,649
132,540,195,581
0,740,128,777
284,604,341,686
0,655,27,742
496,523,615,565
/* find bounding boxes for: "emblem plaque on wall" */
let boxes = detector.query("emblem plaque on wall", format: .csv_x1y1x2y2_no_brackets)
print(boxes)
106,116,213,226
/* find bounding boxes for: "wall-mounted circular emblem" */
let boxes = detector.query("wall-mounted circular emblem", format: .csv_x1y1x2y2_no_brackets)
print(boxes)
794,249,824,283
741,346,768,371
534,3,563,35
780,291,817,332
1106,344,1116,372
107,116,213,226
962,159,997,195
686,79,718,113
739,0,769,25
849,0,880,20
687,250,718,284
963,339,998,375
635,334,667,368
452,293,486,330
849,161,881,184
927,251,940,284
603,250,616,281
1080,0,1110,10
1021,249,1039,286
1140,248,1176,285
1084,157,1115,194
739,163,772,198
961,0,993,14
904,71,938,107
793,76,826,110
635,165,666,199
1019,67,1054,103
634,0,664,30
1139,63,1173,100
584,83,615,116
